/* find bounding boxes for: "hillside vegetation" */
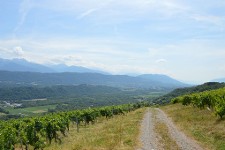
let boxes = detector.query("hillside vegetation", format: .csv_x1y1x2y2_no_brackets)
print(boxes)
155,82,225,104
0,85,120,101
162,86,225,149
172,87,225,118
162,104,225,150
0,103,146,150
0,70,186,89
46,108,146,150
0,84,160,119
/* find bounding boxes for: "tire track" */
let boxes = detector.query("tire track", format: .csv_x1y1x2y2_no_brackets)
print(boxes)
138,108,204,150
138,108,158,150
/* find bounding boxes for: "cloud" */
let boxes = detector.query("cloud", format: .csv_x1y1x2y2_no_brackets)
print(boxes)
155,59,167,64
27,0,189,24
191,14,225,27
0,47,10,53
0,46,24,59
148,48,160,57
13,46,24,57
77,8,98,19
14,0,33,33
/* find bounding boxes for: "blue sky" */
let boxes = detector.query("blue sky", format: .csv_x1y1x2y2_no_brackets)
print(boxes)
0,0,225,83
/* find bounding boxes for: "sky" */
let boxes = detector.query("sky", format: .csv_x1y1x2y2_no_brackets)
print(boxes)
0,0,225,83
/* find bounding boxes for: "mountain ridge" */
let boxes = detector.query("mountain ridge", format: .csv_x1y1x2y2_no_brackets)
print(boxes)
0,70,188,90
0,58,188,89
0,58,108,74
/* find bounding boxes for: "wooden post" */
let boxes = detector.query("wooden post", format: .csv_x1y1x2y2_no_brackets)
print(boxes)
76,117,79,133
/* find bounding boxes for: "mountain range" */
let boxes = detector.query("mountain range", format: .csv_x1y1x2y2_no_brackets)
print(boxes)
0,58,188,89
0,70,188,89
0,58,107,74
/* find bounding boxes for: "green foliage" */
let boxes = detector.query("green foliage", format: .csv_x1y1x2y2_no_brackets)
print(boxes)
172,87,225,119
214,97,225,119
182,95,192,105
0,85,154,113
0,85,121,101
156,82,225,104
0,107,9,114
0,102,146,149
171,97,180,104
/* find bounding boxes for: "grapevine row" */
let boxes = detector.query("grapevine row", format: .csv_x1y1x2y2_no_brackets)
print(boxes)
171,87,225,119
0,102,147,150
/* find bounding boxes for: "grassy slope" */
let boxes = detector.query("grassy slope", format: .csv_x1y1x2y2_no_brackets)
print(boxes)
162,104,225,150
45,108,146,150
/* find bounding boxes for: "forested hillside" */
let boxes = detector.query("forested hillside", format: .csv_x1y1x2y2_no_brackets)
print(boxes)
0,84,159,119
0,71,187,89
0,85,121,101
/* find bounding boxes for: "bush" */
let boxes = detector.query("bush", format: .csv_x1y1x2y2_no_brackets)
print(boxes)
182,95,192,106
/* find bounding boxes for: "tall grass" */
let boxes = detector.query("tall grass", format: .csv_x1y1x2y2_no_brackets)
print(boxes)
162,104,225,150
154,120,179,149
46,108,146,150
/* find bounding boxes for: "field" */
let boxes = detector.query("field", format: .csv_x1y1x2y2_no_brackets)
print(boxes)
45,108,146,150
5,105,56,116
162,103,225,150
0,112,6,116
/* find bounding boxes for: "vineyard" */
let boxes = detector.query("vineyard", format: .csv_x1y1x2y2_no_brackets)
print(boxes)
171,87,225,119
0,102,147,150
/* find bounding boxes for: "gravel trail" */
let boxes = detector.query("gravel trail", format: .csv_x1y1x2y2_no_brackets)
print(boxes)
138,108,157,150
138,108,204,150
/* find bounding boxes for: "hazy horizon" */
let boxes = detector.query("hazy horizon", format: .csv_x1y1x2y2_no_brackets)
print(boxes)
1,0,225,84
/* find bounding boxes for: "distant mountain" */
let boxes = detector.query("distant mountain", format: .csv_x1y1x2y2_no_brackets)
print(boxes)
0,70,188,90
137,74,185,87
0,58,53,73
49,64,109,74
0,58,108,74
211,78,225,83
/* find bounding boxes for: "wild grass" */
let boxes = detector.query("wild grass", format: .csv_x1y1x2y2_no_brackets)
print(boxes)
151,108,179,150
154,120,179,150
162,103,225,150
46,108,146,150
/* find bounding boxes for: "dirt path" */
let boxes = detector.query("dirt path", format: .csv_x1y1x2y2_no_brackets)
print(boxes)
138,108,204,150
138,108,157,150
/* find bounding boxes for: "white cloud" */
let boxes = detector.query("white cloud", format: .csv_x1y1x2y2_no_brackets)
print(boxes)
26,0,189,24
1,0,225,83
0,43,25,59
77,8,98,19
13,46,24,57
191,14,225,27
0,47,10,53
155,59,167,64
0,36,225,83
14,0,34,33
